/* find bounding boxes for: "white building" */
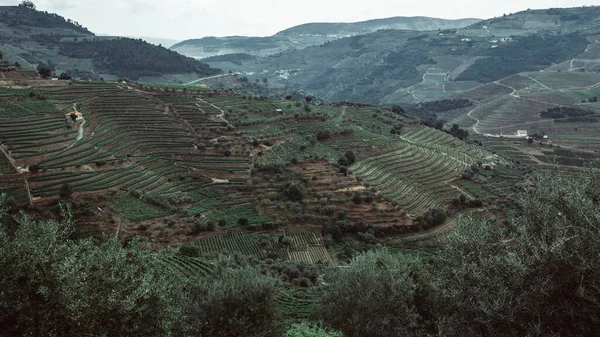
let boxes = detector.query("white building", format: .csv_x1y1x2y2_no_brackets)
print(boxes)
516,130,528,138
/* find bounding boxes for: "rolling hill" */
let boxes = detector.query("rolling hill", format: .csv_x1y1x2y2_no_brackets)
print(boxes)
170,16,481,59
199,6,599,106
0,5,220,81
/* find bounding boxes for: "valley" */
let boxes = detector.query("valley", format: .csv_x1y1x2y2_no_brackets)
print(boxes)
2,3,600,336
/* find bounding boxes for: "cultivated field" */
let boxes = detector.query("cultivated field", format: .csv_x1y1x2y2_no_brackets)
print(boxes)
0,79,532,260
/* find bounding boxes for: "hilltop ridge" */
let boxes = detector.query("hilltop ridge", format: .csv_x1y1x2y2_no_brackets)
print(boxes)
0,5,220,81
170,16,481,59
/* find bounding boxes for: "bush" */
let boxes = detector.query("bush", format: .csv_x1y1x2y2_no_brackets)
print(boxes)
318,250,420,337
316,130,331,141
428,170,600,336
186,267,280,337
0,209,185,337
284,322,343,337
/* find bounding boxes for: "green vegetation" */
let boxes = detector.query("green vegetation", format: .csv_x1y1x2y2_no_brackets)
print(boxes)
2,143,600,336
0,204,186,336
457,35,589,83
202,53,256,65
59,38,221,80
112,195,170,222
186,267,280,337
284,322,343,337
0,4,90,33
319,250,419,336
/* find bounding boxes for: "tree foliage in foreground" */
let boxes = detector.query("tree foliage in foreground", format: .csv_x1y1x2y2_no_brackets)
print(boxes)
185,267,280,337
0,203,185,337
2,167,600,336
318,250,420,337
427,169,600,336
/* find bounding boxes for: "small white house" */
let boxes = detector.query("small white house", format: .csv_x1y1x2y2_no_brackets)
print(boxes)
516,130,528,138
275,109,283,113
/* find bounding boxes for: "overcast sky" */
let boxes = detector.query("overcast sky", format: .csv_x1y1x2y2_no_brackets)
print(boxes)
1,0,598,41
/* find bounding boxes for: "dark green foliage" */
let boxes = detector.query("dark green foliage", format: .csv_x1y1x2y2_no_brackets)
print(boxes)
0,206,185,337
58,72,71,80
540,106,595,121
414,208,446,230
316,130,331,141
318,250,420,337
2,5,90,33
457,35,589,83
392,105,405,114
186,267,280,337
337,150,356,166
58,183,72,199
449,123,469,140
284,183,303,202
420,99,472,113
202,53,255,65
59,38,221,80
36,64,52,78
428,170,600,336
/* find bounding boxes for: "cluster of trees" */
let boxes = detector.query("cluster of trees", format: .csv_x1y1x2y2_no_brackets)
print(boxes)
3,2,90,34
2,169,600,336
202,53,255,65
337,150,356,167
540,106,594,119
448,123,469,140
58,38,221,80
540,106,597,122
457,35,589,83
419,98,473,112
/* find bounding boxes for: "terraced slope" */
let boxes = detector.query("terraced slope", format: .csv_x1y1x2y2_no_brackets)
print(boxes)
0,79,528,259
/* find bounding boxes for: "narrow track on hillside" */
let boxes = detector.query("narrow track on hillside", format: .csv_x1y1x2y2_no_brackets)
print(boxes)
197,97,232,128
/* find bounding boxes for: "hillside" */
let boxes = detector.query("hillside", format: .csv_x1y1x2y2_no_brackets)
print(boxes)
200,6,599,106
0,79,535,245
170,16,481,59
0,5,220,81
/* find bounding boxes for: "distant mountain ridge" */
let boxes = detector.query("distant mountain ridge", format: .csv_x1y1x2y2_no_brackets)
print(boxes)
170,16,481,59
199,6,600,106
276,16,482,36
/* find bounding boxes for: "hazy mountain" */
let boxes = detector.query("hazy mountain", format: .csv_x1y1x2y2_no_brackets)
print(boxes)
170,16,481,59
200,6,600,105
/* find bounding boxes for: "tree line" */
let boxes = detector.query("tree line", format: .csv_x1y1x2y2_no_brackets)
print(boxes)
58,38,222,80
1,168,599,336
1,3,90,34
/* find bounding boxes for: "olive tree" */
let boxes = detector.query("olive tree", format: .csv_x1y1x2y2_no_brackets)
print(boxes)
0,203,185,337
318,250,420,337
428,169,600,336
186,267,281,337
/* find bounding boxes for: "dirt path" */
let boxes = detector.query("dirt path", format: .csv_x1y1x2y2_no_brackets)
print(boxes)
520,74,554,91
450,184,475,199
467,106,481,133
0,144,21,172
493,80,519,98
186,73,239,85
197,97,232,128
1,144,33,204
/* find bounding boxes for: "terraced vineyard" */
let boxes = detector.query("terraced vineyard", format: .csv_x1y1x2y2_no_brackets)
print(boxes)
351,126,501,215
0,79,532,264
448,71,600,153
191,231,332,264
